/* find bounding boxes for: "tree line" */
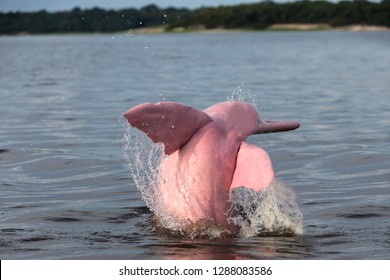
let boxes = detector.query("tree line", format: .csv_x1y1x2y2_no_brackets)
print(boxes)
1,1,389,34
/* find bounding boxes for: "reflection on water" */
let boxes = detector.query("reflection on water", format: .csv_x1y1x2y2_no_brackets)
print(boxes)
1,31,389,259
147,234,314,260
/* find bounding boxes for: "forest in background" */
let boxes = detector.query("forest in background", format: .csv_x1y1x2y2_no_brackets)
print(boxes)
1,0,389,34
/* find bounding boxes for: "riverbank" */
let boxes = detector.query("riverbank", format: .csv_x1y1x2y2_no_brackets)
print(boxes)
267,23,390,31
5,24,389,36
127,24,390,34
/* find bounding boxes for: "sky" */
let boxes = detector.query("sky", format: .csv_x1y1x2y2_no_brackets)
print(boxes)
0,0,298,13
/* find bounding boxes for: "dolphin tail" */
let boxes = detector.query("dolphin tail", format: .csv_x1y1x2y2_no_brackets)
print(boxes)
124,102,212,155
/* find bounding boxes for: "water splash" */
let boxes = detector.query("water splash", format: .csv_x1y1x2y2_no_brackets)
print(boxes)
228,84,260,112
229,181,303,237
122,125,162,212
122,89,303,238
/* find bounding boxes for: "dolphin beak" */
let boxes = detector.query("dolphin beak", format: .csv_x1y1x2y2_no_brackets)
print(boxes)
254,120,300,134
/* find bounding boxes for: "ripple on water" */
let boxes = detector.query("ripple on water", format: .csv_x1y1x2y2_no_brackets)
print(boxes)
336,205,390,219
1,32,389,259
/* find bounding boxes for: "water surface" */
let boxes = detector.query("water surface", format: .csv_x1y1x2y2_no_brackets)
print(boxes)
0,31,389,259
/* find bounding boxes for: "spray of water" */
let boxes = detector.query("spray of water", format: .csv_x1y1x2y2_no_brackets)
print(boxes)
229,182,303,237
123,86,303,238
228,84,259,111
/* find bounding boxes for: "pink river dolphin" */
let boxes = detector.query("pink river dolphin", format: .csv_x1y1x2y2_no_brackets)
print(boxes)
124,101,299,234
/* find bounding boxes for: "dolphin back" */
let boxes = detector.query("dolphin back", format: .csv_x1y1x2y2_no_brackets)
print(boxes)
124,102,212,155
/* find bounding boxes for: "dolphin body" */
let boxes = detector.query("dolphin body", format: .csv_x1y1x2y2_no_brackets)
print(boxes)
124,101,299,234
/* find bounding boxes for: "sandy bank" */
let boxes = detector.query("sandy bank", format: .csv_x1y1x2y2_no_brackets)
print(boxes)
124,24,390,35
267,23,390,31
336,25,390,31
267,23,331,31
125,27,166,34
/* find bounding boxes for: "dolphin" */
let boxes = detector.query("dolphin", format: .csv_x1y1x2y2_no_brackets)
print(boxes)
124,101,299,233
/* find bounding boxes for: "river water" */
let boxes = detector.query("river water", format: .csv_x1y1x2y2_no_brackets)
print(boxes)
0,31,389,259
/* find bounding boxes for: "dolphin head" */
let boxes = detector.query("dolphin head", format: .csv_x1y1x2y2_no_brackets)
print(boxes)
204,101,300,139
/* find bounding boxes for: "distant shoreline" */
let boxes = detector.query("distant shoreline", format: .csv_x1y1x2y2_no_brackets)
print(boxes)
268,24,390,32
128,24,390,34
2,2,389,36
8,24,390,36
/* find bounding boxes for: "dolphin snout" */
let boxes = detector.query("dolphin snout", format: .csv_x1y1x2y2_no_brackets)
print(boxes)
254,120,300,134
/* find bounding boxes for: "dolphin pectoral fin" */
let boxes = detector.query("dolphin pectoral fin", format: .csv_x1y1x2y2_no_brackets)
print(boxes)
230,142,275,192
124,102,212,155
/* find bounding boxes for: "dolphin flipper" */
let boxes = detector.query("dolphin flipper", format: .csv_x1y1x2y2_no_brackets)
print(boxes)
230,142,275,192
124,102,212,155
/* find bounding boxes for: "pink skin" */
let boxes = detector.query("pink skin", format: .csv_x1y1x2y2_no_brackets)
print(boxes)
124,101,299,231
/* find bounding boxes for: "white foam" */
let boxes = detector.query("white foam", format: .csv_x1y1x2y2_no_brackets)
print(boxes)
229,181,303,237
